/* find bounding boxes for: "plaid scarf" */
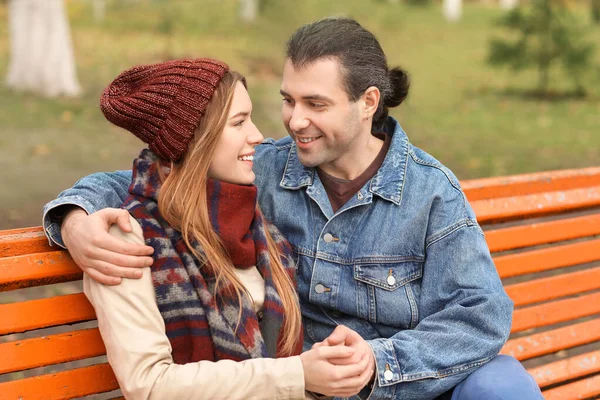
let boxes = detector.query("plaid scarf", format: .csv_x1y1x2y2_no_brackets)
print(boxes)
122,149,301,363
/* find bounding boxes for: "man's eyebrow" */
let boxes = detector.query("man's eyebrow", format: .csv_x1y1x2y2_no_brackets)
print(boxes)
280,90,333,103
228,111,250,120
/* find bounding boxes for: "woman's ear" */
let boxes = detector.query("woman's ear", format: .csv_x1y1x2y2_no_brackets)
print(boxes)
362,86,380,120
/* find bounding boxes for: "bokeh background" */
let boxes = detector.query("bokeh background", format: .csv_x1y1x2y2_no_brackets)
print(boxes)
1,0,599,230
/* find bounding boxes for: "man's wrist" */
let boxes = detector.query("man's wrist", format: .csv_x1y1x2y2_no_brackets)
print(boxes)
60,207,87,247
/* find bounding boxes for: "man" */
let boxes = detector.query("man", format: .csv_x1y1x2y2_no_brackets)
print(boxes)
43,18,543,400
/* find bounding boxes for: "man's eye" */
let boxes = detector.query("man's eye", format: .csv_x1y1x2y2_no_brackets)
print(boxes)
282,98,293,105
310,103,325,109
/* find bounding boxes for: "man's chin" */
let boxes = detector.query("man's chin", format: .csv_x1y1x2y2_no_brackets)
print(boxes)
296,152,322,169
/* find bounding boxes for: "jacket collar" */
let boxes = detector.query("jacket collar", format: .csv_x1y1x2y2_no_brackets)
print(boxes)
279,117,409,205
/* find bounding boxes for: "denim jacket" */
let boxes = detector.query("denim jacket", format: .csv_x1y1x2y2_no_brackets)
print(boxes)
43,118,513,400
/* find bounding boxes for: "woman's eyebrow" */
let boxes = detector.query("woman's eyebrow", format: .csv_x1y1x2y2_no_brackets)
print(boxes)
228,111,250,120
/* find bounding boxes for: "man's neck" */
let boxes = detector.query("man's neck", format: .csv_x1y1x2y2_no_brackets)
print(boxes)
318,133,385,180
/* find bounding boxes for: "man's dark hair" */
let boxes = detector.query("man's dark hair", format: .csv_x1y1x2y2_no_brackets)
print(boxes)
286,17,409,132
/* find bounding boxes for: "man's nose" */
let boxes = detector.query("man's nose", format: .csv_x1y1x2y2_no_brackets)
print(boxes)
288,106,310,132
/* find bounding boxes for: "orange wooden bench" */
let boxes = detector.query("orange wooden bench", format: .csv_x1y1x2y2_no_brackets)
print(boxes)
1,166,599,399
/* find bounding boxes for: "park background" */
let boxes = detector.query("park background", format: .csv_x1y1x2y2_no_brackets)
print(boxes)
0,0,599,230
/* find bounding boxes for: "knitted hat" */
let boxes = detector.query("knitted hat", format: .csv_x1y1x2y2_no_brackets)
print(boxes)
100,58,229,161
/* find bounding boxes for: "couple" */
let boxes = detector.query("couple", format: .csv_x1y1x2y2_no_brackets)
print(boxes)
43,18,543,400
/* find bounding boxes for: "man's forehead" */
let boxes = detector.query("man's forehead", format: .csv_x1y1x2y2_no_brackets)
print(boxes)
281,58,345,95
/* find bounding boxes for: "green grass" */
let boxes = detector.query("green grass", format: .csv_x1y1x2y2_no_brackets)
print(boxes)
1,0,599,229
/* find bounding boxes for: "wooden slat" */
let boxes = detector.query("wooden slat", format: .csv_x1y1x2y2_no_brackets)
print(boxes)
462,167,600,201
0,293,95,335
494,238,600,278
485,214,600,253
511,292,600,333
505,266,600,307
0,226,52,258
501,319,600,361
0,251,81,292
528,350,600,389
0,363,119,399
543,374,600,400
0,328,105,374
472,185,600,223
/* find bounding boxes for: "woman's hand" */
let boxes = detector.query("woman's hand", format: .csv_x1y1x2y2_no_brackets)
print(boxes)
300,344,372,397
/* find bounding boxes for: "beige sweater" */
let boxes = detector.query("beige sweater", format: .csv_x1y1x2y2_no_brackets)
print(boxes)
83,216,305,400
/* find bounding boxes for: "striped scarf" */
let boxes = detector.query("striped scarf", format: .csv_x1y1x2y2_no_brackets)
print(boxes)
122,149,301,363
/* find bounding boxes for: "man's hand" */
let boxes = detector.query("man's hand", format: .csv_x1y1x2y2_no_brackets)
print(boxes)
62,208,154,285
300,345,372,397
313,325,376,387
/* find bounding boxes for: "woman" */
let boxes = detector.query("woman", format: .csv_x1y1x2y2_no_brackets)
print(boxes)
84,58,370,399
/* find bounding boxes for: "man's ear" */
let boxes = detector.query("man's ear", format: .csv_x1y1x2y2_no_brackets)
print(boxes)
362,86,380,119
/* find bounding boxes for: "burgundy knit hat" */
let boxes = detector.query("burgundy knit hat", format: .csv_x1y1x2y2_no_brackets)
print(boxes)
100,58,229,161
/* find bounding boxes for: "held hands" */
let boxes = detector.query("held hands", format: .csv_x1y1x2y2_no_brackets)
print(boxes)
61,208,154,285
302,325,375,397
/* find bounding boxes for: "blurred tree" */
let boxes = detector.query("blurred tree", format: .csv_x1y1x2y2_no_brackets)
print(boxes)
443,0,462,21
153,0,177,58
239,0,259,22
500,0,518,10
5,0,82,97
404,0,432,8
488,0,596,96
93,0,106,22
593,0,600,24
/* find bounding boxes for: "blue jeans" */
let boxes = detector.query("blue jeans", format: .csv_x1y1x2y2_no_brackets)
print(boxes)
434,355,544,400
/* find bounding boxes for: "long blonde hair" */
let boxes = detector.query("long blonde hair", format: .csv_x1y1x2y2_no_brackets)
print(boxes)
157,71,301,356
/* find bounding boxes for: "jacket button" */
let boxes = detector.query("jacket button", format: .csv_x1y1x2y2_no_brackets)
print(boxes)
315,284,326,294
384,369,394,381
323,233,334,243
387,275,396,286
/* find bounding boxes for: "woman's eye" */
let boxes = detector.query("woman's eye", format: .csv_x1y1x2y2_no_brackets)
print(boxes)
235,119,245,127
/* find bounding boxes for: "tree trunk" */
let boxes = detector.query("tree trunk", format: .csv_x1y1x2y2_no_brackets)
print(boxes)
93,0,106,22
500,0,519,10
443,0,462,21
5,0,82,97
239,0,259,22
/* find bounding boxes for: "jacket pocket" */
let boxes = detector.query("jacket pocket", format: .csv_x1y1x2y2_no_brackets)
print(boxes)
353,262,423,329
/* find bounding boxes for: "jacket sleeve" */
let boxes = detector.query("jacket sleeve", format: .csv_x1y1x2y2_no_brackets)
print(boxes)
84,217,305,400
42,170,133,248
365,221,513,400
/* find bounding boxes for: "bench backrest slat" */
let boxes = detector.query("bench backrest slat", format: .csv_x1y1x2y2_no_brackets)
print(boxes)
542,374,600,400
505,266,600,307
485,213,600,252
528,349,600,389
472,185,600,222
0,251,81,292
0,227,52,258
511,292,600,333
502,319,600,361
462,166,600,201
494,238,600,278
0,328,105,375
0,293,95,335
0,363,119,400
